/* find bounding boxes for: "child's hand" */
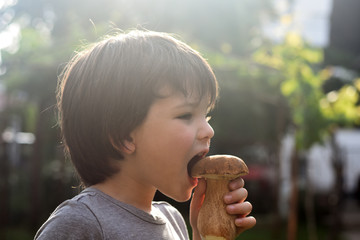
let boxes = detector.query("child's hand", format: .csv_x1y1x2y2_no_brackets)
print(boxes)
189,178,256,240
225,177,256,235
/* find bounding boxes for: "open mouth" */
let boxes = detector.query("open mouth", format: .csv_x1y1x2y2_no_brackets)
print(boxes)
187,152,206,177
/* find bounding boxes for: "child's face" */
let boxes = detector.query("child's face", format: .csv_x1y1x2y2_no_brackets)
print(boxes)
128,87,214,202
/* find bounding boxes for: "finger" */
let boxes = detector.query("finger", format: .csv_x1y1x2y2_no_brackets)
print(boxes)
236,216,256,234
192,178,206,203
189,178,206,227
228,177,244,191
226,201,253,216
224,187,248,204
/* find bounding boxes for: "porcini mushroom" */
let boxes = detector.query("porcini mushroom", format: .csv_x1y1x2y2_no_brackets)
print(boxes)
190,154,249,240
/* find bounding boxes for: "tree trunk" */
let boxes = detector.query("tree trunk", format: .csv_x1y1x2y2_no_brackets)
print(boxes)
271,101,286,240
30,101,45,229
270,147,282,240
328,132,343,240
305,155,318,240
0,140,10,239
287,147,299,240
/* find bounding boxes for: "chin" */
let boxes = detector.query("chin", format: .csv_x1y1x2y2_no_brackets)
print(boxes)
177,191,194,202
173,196,191,203
167,191,193,203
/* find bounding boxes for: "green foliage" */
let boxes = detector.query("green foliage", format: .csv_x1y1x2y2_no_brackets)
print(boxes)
320,85,360,126
254,32,360,150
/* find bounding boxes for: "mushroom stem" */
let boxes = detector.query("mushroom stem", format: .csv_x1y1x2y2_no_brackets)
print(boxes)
198,178,237,240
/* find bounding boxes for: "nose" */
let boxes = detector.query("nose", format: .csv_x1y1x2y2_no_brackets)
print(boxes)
198,119,214,141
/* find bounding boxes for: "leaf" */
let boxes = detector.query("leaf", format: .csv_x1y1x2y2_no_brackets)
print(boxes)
281,78,298,96
320,85,360,125
354,78,360,91
300,48,323,63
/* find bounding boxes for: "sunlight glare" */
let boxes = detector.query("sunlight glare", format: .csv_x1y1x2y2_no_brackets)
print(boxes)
0,23,20,53
0,0,17,10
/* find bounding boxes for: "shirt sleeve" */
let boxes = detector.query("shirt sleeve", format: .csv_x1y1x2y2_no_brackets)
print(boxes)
34,200,103,240
153,201,190,240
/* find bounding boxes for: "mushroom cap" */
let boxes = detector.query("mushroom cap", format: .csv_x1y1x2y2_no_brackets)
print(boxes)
190,154,248,180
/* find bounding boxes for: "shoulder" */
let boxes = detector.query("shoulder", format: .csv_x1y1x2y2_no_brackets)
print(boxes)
152,201,189,239
153,201,183,218
152,201,187,227
35,192,103,240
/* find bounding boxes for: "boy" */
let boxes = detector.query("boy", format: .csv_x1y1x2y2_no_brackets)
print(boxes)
35,30,256,239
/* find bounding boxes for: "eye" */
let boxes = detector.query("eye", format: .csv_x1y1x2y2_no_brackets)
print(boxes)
177,113,193,120
206,115,212,122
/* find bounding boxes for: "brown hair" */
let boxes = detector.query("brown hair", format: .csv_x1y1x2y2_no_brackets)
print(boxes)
57,30,218,187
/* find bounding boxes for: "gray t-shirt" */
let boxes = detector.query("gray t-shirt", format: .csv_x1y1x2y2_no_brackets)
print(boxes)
35,188,189,240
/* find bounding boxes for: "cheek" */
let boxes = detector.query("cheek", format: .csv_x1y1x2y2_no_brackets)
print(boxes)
168,127,195,147
140,121,195,154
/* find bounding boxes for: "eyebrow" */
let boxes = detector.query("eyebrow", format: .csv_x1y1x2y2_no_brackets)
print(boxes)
174,101,199,109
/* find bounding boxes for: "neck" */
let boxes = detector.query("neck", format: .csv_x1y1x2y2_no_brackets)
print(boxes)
92,171,156,213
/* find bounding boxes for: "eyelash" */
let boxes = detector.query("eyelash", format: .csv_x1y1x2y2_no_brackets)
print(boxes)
177,113,193,120
177,113,212,122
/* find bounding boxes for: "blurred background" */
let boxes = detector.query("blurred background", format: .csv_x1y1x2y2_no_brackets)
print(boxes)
0,0,359,239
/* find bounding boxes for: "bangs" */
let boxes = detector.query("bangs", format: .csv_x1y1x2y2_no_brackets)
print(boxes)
178,64,218,110
152,42,219,110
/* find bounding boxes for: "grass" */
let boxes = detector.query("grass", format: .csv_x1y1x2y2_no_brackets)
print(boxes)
0,227,34,240
236,222,347,240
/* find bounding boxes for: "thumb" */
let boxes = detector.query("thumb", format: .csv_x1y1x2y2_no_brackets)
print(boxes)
189,178,206,229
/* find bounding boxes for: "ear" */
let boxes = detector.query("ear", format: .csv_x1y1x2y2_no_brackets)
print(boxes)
110,136,135,155
122,137,136,154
